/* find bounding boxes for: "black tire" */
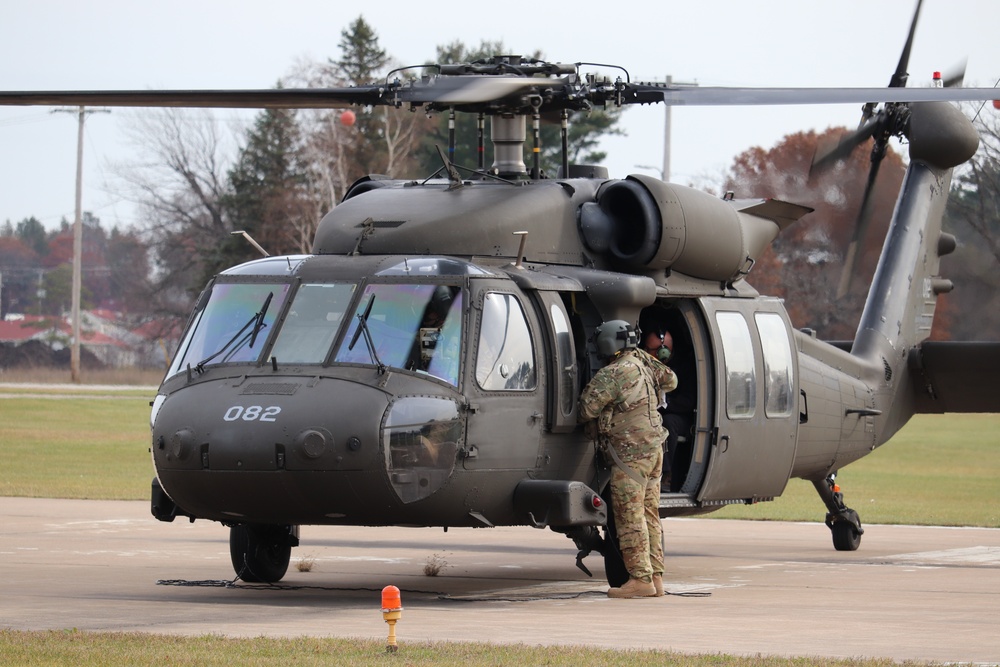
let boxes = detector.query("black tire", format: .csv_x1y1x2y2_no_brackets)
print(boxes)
831,513,862,551
229,524,292,582
602,494,629,588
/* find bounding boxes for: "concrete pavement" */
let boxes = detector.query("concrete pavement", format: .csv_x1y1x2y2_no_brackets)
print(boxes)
1,497,998,663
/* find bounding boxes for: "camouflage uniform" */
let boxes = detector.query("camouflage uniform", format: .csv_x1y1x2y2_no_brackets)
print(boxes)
579,348,677,582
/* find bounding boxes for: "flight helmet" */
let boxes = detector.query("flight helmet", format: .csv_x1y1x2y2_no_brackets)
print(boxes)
594,320,638,358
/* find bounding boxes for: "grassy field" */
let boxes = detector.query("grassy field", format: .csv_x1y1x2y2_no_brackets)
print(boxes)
0,391,154,499
0,630,932,667
0,366,164,386
0,386,998,526
714,412,1000,526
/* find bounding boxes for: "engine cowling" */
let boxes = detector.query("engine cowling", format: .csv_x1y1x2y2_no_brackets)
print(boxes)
579,174,810,283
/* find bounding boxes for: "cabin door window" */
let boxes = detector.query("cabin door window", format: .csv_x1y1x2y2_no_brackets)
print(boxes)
754,312,795,418
716,311,757,419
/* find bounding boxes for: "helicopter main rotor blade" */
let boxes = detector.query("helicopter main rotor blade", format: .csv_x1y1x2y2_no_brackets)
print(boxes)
3,82,998,112
626,84,1000,107
0,76,570,111
0,88,385,109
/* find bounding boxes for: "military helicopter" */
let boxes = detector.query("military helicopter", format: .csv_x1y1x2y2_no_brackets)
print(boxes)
3,2,999,587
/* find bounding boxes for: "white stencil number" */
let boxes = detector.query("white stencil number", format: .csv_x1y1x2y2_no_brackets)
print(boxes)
224,405,281,422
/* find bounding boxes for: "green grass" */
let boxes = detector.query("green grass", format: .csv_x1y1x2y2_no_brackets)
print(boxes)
0,395,154,499
0,630,931,667
0,387,998,527
713,413,1000,527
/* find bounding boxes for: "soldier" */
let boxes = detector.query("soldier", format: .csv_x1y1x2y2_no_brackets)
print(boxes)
579,320,677,598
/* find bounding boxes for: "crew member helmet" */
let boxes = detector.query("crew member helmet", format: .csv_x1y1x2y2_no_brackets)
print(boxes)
595,320,638,358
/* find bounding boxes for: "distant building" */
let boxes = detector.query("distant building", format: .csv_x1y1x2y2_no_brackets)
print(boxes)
0,311,181,370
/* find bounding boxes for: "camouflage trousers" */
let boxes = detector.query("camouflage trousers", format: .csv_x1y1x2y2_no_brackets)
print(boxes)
609,447,664,582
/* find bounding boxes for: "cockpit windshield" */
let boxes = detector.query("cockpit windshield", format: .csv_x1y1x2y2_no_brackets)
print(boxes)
335,283,463,386
167,282,291,378
268,283,356,364
165,277,464,386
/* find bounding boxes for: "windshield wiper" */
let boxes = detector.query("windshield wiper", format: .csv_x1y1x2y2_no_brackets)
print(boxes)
348,293,386,374
249,291,273,349
195,291,273,374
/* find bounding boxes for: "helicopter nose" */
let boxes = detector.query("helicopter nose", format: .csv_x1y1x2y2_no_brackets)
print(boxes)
153,382,385,472
151,376,391,522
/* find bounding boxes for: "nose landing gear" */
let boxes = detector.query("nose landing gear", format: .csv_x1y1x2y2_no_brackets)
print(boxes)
229,523,300,582
813,473,864,551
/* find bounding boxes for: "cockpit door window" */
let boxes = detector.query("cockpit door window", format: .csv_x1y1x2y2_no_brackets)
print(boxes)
475,292,537,391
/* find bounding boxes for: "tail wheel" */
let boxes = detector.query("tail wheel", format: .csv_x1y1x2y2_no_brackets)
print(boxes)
229,524,293,582
831,510,863,551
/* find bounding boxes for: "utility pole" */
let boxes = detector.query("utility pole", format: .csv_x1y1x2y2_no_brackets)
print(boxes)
53,106,109,383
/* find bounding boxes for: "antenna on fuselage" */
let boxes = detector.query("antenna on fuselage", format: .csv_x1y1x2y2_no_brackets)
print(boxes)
231,230,270,257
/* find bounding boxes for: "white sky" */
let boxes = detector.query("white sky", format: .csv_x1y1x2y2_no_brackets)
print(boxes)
2,0,999,231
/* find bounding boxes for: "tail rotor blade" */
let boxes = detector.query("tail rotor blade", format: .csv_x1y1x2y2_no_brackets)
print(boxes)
889,0,924,88
836,153,884,299
834,0,923,299
810,120,879,177
941,58,968,88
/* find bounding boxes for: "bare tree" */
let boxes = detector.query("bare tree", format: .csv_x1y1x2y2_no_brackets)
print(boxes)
285,50,431,204
948,104,1000,264
114,108,237,310
940,102,1000,340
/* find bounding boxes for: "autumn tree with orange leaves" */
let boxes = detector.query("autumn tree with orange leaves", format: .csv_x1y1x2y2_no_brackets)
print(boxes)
724,128,906,341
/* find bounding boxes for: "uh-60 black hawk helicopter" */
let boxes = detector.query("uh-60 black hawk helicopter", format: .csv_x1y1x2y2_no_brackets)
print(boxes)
4,4,1000,587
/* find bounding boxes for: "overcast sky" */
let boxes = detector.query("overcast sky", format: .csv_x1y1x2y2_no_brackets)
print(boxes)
3,0,999,231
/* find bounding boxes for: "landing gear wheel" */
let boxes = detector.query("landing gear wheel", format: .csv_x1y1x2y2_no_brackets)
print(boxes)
814,473,865,552
229,524,292,582
601,494,629,588
831,510,863,551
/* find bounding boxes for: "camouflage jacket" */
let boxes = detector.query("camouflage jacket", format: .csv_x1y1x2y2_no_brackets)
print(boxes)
579,348,678,460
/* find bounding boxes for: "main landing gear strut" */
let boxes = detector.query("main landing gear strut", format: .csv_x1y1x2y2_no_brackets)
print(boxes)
813,473,864,551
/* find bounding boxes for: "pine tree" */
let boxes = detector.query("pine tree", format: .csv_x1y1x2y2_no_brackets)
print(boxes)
332,17,391,178
222,105,316,273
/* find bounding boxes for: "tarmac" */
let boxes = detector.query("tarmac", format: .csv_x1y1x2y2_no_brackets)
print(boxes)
1,496,998,663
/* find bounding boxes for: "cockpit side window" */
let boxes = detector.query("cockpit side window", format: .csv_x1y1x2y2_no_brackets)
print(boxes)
335,283,463,386
475,292,537,391
268,283,356,364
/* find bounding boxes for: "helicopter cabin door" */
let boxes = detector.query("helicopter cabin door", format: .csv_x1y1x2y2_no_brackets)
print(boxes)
697,297,800,502
461,281,546,472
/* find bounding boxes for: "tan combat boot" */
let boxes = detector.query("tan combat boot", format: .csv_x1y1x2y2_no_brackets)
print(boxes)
607,577,657,598
652,574,664,597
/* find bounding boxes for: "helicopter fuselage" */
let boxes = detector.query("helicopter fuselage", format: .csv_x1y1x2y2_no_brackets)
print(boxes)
149,244,881,532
